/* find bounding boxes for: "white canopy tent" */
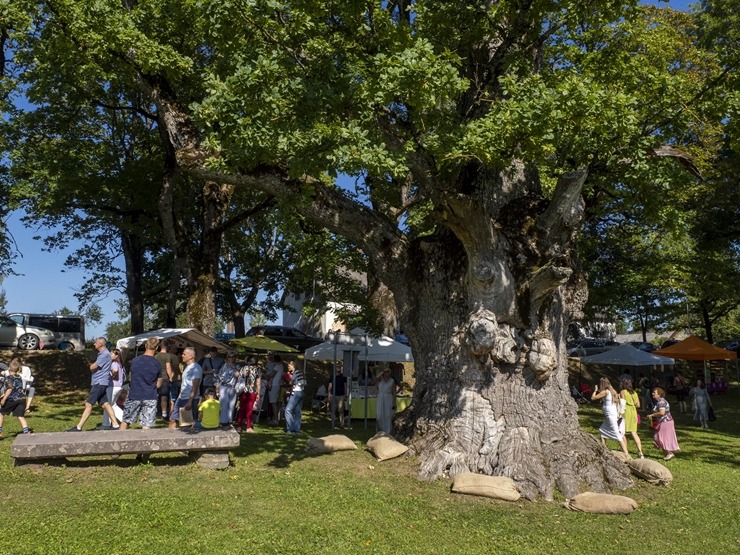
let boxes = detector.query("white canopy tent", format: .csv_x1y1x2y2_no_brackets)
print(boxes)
304,328,414,362
115,328,228,361
304,328,413,431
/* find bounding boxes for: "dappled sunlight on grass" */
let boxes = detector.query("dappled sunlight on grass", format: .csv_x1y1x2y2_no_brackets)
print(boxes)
0,388,738,553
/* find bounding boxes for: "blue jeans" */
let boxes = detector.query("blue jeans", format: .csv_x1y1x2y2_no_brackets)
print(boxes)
219,386,237,425
284,390,304,433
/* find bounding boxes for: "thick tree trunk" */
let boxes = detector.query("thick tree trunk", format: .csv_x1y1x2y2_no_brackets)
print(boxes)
386,166,632,500
393,231,631,500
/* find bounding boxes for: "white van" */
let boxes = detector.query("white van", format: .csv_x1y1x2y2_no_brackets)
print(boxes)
0,314,58,350
7,313,85,351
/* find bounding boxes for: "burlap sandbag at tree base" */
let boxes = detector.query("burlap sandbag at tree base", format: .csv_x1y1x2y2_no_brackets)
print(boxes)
305,434,358,454
450,473,521,502
564,492,638,514
627,458,673,485
611,450,631,463
366,432,409,461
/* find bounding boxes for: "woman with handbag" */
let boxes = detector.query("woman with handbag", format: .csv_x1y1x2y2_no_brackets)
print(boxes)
689,378,712,429
217,352,240,427
236,356,261,433
648,387,681,460
591,377,631,459
619,376,644,459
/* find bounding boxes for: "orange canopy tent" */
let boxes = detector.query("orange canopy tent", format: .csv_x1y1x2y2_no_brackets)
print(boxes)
653,336,737,361
653,336,737,389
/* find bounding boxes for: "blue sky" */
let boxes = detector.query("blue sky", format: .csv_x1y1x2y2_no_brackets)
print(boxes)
3,211,118,338
0,0,697,339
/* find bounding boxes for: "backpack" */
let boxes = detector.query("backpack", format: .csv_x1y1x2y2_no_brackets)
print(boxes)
0,362,8,397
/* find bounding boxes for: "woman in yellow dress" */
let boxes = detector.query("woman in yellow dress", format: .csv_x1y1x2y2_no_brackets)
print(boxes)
619,376,643,459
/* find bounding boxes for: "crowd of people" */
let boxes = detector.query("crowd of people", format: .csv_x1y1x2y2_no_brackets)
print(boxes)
6,336,721,467
587,369,717,462
0,338,303,436
1,337,401,438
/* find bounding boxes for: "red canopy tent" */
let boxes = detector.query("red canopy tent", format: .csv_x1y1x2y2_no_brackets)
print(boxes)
653,336,737,390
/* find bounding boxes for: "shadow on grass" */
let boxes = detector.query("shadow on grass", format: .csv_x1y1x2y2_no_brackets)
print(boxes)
16,452,194,469
231,411,379,469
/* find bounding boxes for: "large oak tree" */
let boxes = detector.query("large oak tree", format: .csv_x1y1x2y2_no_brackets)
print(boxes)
5,1,735,499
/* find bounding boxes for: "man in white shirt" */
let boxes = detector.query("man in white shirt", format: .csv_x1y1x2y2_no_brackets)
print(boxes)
169,347,202,429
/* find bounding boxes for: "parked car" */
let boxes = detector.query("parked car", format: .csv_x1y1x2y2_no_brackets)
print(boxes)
567,339,617,358
660,339,679,349
719,339,740,353
214,332,236,343
0,314,57,350
628,341,658,352
245,325,324,352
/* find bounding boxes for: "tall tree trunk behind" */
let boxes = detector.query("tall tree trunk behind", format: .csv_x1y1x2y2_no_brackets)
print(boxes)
186,181,235,335
701,304,714,344
120,230,145,334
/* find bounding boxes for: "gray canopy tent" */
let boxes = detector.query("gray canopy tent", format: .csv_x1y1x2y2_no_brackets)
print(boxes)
580,344,676,368
578,344,675,390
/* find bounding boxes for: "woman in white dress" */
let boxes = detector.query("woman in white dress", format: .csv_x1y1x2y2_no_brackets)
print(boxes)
591,377,631,459
689,378,712,429
376,367,396,434
217,353,240,426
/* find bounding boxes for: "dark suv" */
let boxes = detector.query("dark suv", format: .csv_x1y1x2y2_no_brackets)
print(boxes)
245,326,324,352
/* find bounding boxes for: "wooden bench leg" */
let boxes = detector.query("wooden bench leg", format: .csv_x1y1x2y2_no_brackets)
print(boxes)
191,451,231,469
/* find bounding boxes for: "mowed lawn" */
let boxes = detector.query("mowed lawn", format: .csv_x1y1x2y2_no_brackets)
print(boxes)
1,388,738,555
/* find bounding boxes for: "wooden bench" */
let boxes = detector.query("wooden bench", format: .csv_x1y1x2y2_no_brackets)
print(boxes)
10,427,241,469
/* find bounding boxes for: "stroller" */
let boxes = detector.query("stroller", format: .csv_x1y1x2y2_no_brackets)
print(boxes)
572,384,590,404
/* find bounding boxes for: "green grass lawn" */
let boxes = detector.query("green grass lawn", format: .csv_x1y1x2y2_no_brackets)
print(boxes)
1,389,738,555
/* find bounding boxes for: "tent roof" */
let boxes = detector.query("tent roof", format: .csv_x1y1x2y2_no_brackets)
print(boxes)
652,335,737,361
229,335,298,353
580,344,675,367
305,329,413,362
116,328,228,353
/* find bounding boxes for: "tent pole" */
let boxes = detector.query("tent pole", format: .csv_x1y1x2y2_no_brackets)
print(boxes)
364,335,369,431
331,338,338,430
704,360,709,388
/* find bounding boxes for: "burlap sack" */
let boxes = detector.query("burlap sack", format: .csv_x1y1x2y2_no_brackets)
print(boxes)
611,450,631,463
305,434,358,454
627,458,673,485
450,473,521,502
366,432,409,461
565,492,638,514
